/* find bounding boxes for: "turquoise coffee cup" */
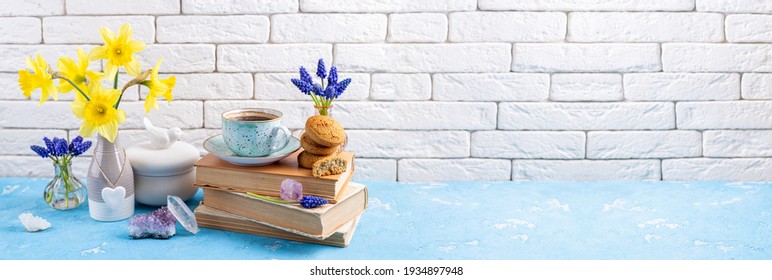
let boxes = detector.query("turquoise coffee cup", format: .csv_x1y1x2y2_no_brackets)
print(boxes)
222,108,291,157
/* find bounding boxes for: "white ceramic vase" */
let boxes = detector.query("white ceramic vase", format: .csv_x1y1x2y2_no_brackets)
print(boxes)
87,135,135,221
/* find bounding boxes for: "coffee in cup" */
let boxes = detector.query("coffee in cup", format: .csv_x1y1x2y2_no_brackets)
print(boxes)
222,108,291,157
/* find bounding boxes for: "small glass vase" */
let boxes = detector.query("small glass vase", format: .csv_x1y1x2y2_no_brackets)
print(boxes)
44,161,87,210
314,105,333,117
312,105,347,152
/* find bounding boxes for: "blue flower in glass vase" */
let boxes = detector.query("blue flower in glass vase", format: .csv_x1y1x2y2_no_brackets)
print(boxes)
300,66,313,84
335,78,352,98
69,136,92,156
53,137,68,157
43,137,55,155
30,145,50,158
316,58,326,79
30,136,93,210
291,78,312,94
327,66,338,85
290,58,351,116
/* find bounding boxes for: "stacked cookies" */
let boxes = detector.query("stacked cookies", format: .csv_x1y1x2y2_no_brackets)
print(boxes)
298,115,348,177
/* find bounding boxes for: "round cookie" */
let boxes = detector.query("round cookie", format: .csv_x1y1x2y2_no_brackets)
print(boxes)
304,115,346,147
297,150,331,169
300,133,339,156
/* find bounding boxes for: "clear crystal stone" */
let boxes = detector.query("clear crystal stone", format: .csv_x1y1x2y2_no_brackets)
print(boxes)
167,195,199,234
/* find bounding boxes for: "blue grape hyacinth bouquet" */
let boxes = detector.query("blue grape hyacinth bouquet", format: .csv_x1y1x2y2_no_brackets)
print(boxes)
30,136,92,208
30,136,92,165
291,58,352,116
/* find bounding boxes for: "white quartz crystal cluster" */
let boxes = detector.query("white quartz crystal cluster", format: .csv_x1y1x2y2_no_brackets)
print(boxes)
18,212,51,232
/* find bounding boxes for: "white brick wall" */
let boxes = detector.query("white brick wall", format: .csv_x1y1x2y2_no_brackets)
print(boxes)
471,131,585,159
44,16,155,43
479,0,694,11
498,103,674,130
662,44,772,72
512,160,661,181
726,15,772,43
676,102,772,129
66,0,179,15
513,44,661,72
624,73,740,101
567,13,723,43
1,0,64,16
388,13,447,43
449,12,566,42
697,0,772,13
433,73,549,101
703,131,772,158
1,0,770,181
336,44,512,72
0,18,41,43
550,74,622,101
157,16,269,43
370,74,431,100
587,131,702,159
742,74,772,100
253,73,370,100
662,158,772,181
182,0,299,14
272,14,386,43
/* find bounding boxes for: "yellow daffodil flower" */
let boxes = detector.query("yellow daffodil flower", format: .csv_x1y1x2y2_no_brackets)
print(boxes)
71,82,126,143
56,48,104,94
18,54,57,105
141,57,176,113
89,23,145,79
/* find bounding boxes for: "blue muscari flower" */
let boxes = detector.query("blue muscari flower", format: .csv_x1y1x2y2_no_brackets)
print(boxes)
299,195,328,208
43,137,55,155
335,78,352,97
68,136,82,154
322,84,336,100
52,137,68,157
30,145,49,158
71,139,92,157
291,78,312,94
299,66,313,85
327,66,338,85
316,58,326,79
312,83,323,96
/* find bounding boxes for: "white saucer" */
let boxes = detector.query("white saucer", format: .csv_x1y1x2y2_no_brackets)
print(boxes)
203,134,300,166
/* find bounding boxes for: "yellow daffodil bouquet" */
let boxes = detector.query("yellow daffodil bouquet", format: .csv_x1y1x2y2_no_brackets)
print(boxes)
18,23,176,143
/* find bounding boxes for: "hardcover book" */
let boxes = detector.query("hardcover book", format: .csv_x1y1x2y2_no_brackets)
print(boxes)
195,204,362,248
202,182,367,239
195,151,355,203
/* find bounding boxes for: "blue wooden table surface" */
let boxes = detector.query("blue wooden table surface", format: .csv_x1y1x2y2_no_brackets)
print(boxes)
1,178,770,260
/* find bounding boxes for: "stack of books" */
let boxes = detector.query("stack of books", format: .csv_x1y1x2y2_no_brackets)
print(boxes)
193,151,367,247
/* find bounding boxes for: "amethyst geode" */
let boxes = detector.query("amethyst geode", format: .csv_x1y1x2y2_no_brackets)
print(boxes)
128,206,176,239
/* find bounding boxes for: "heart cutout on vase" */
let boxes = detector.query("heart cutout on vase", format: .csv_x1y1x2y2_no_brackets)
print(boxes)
101,186,126,211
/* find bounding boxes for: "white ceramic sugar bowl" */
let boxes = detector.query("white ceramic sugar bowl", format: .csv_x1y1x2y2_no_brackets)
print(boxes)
126,118,200,206
127,140,199,206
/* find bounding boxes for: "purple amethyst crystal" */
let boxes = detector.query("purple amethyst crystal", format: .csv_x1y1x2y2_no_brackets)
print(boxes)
280,178,303,202
128,206,176,239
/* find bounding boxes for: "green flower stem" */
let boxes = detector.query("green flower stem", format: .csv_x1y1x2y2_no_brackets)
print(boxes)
57,76,90,101
113,71,123,109
113,71,119,89
56,159,74,208
246,192,296,205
